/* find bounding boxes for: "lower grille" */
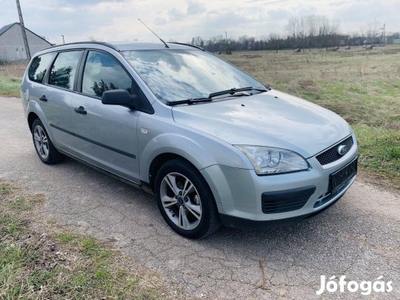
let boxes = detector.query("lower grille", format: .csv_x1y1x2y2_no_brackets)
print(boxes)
262,186,316,214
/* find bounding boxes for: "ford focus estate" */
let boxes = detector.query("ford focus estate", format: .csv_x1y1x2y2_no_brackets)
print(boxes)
21,42,358,239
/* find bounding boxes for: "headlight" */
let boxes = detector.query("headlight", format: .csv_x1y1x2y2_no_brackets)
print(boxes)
235,145,308,175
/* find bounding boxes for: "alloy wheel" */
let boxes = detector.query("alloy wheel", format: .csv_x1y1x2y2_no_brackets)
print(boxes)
33,125,49,160
159,172,202,230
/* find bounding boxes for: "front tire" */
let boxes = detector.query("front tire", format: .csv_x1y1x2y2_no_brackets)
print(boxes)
31,119,64,164
155,159,221,239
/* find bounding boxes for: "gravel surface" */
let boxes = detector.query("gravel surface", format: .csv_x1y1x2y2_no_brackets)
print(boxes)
1,96,399,299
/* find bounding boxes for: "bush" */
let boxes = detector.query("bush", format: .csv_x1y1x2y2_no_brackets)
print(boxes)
0,57,10,66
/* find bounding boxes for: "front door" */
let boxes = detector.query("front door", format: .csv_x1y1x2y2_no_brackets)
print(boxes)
68,50,140,182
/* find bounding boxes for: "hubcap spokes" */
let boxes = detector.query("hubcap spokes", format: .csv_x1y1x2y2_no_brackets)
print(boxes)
34,126,49,159
160,173,202,230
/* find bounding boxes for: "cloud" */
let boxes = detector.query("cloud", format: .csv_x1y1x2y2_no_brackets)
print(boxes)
187,0,206,15
1,0,399,44
57,0,124,6
155,0,206,24
267,8,292,21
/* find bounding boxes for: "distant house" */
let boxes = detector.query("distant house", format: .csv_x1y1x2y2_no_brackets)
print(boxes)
0,22,52,61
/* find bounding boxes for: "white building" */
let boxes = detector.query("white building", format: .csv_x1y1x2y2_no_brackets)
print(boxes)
0,22,52,61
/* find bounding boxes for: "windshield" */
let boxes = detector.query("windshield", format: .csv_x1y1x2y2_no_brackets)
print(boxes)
122,49,265,104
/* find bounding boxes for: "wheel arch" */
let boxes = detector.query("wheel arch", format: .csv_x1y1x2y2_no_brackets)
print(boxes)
148,153,197,192
140,132,249,187
25,101,58,147
27,112,40,133
25,100,49,133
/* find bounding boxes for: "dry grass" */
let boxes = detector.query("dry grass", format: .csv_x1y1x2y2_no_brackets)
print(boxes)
0,62,27,78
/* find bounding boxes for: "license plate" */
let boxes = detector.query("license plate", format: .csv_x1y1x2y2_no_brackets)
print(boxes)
329,159,358,194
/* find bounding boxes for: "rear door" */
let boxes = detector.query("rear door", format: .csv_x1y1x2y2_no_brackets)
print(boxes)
26,50,83,150
44,50,84,150
69,50,140,182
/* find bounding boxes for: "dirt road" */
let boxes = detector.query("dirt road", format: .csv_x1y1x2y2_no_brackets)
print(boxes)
1,96,399,299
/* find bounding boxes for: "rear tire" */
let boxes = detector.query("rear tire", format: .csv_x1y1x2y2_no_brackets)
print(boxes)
31,119,64,164
155,159,221,239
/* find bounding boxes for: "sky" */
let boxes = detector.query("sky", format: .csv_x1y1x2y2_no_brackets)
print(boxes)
2,0,399,45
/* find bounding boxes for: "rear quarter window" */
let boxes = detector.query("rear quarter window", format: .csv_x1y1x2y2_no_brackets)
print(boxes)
48,51,83,90
28,52,56,83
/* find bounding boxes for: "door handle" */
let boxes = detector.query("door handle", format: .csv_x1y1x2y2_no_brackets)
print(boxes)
39,95,47,102
74,106,87,115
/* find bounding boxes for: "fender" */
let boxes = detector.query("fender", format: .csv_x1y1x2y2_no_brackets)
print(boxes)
26,100,53,136
138,131,252,184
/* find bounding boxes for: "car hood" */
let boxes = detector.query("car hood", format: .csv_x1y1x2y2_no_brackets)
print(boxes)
171,89,352,158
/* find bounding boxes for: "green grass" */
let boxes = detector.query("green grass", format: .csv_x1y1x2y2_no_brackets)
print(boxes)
353,125,400,180
222,46,400,187
0,77,21,97
0,180,172,299
57,232,77,243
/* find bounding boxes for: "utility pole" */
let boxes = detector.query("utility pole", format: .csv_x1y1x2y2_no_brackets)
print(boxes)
380,24,386,45
16,0,31,60
225,31,228,54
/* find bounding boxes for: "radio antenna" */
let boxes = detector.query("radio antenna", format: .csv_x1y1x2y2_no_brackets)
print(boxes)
138,18,169,48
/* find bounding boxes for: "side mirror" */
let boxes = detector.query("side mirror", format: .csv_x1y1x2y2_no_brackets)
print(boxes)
102,89,136,109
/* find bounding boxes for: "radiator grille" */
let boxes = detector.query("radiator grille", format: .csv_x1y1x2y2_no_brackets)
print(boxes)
316,136,354,165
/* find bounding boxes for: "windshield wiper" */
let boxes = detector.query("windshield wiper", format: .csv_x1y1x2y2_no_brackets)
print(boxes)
209,86,268,98
166,97,212,106
166,86,269,106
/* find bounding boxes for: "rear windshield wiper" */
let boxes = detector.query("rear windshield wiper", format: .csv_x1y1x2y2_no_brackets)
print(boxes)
209,86,268,98
166,97,212,106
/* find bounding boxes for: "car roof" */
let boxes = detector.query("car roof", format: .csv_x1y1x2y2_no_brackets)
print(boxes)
40,41,200,53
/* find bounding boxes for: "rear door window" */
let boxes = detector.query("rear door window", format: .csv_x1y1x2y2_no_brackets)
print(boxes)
82,51,133,98
48,51,83,90
28,52,56,83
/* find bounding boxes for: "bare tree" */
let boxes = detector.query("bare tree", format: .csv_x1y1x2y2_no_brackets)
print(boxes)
285,17,298,39
269,33,281,52
366,19,380,39
318,15,340,48
285,16,307,48
285,15,340,49
297,17,308,49
306,15,318,47
191,36,204,47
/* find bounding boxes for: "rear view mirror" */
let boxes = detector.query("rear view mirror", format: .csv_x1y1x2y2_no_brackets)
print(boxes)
102,89,136,109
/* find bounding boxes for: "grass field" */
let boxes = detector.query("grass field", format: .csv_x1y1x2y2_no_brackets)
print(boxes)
1,46,399,187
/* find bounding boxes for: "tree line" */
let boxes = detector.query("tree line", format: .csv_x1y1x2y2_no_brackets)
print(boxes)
190,15,399,53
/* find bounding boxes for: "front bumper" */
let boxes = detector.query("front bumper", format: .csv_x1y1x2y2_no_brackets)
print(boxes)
201,143,358,229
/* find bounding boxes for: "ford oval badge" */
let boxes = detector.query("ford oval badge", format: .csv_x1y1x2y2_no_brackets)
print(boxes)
337,145,348,156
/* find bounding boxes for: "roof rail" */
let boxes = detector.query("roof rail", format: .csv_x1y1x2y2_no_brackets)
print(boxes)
50,41,120,51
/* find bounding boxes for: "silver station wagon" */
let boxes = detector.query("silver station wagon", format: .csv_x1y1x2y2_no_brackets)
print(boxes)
21,42,358,239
